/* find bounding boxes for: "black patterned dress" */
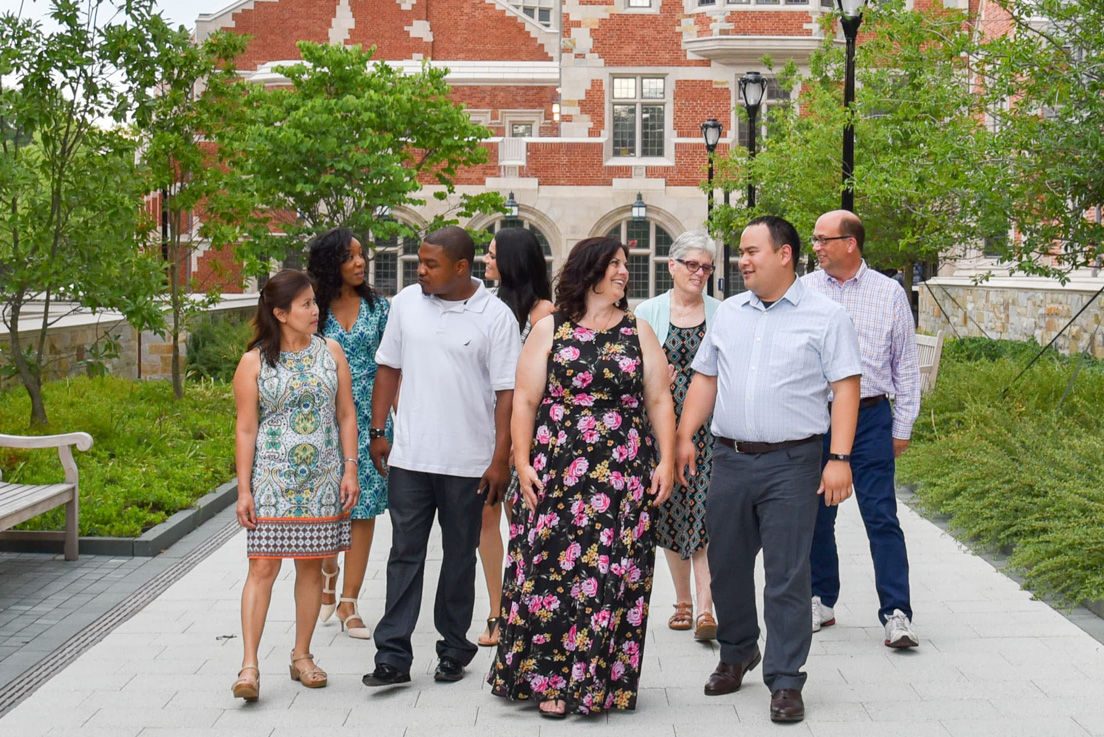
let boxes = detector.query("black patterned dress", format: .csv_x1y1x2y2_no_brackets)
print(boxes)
655,322,713,558
489,313,658,714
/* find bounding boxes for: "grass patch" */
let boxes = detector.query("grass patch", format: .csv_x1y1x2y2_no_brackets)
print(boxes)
0,375,235,537
898,337,1104,607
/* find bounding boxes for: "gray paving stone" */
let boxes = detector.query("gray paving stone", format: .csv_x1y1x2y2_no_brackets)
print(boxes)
940,717,1091,737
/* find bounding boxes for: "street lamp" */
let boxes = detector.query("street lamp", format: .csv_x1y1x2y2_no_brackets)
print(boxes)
504,191,520,219
735,71,768,297
632,192,647,222
700,118,723,297
837,0,867,212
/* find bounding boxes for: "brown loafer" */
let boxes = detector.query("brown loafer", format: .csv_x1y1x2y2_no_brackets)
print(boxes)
694,612,717,641
703,650,761,695
770,689,805,722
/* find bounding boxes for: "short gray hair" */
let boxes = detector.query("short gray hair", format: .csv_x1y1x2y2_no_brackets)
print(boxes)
669,230,717,262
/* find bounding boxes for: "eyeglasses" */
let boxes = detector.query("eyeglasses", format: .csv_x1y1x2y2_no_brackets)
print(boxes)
810,235,851,246
675,259,716,275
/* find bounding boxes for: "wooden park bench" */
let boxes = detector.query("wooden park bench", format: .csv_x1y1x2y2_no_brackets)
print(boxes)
917,330,945,394
0,432,93,560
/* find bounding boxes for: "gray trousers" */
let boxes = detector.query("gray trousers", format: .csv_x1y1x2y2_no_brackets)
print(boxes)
706,439,822,692
373,467,485,672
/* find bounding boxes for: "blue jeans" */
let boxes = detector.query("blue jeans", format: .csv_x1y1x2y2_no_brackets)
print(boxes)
810,400,911,624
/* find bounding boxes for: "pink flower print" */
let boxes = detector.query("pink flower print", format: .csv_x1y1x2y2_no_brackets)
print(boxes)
557,345,580,361
611,661,626,681
571,661,586,680
557,430,568,445
621,326,634,335
505,652,514,666
627,429,641,459
605,692,616,709
549,675,567,690
562,541,582,570
563,457,590,486
592,609,612,630
613,445,629,462
532,452,547,472
597,554,610,573
543,594,560,612
630,652,640,669
570,499,588,526
602,410,623,430
529,674,550,694
626,561,642,585
572,371,593,389
617,356,639,373
564,625,578,651
591,493,611,513
533,634,548,644
583,429,600,443
621,394,640,409
550,384,564,398
573,393,595,407
578,415,597,433
549,403,565,422
535,425,552,444
608,471,626,490
528,595,544,613
581,577,599,597
573,326,595,342
600,528,615,546
623,639,640,656
627,599,644,627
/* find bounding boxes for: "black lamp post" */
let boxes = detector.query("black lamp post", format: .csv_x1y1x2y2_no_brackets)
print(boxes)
632,192,647,222
700,118,723,296
504,191,520,219
837,0,867,213
736,71,767,297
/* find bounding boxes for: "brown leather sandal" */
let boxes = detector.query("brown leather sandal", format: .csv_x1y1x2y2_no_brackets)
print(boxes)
694,611,718,641
231,665,260,701
289,652,328,688
668,601,693,631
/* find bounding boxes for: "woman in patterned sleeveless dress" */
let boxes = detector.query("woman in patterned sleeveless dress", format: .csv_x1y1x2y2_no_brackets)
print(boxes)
307,228,392,641
488,237,676,718
231,270,360,702
477,227,554,649
635,230,722,641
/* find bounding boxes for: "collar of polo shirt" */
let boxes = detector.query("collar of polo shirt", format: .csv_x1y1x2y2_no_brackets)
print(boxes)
423,277,493,314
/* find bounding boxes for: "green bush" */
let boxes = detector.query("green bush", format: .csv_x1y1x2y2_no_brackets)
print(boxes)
0,376,235,537
187,310,254,383
898,338,1104,606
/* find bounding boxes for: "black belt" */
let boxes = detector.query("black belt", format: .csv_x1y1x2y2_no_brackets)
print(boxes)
716,435,819,455
829,394,886,412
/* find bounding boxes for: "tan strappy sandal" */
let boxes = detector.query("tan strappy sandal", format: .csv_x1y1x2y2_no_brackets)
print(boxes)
231,664,260,701
289,652,328,688
668,601,693,631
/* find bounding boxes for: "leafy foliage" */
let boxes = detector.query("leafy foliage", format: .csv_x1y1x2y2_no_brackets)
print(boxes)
0,376,235,537
186,311,254,383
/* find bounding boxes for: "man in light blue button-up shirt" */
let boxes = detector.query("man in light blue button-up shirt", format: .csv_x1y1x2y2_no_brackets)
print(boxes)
676,216,862,724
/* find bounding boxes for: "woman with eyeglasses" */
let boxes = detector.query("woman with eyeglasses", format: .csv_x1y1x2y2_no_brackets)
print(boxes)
635,230,722,642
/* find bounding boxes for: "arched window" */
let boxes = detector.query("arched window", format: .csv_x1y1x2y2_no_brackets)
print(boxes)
606,220,674,299
476,217,554,285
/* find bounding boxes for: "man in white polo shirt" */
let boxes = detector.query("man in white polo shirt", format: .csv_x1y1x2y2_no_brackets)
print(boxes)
362,226,520,687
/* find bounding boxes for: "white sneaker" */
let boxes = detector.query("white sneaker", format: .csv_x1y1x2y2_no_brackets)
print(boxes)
811,596,835,633
884,609,919,648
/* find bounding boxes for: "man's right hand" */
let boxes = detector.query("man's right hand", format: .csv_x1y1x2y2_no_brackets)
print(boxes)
369,437,391,477
675,434,696,486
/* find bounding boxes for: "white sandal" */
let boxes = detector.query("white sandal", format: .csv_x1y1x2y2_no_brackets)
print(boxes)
318,565,339,623
338,597,372,640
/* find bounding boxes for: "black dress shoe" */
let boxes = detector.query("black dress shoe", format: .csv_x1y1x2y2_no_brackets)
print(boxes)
362,663,411,687
770,689,805,722
434,656,465,683
703,650,762,695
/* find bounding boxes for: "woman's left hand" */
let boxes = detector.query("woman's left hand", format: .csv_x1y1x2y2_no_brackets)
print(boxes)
650,459,675,506
340,467,360,512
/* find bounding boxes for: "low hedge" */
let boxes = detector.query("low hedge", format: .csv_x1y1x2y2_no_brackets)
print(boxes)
0,376,235,537
898,337,1104,606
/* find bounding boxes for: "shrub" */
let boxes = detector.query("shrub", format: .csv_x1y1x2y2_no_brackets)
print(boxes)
898,338,1104,606
0,376,235,537
187,310,254,382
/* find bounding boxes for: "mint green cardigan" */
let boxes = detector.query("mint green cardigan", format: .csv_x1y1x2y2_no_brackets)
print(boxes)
634,289,722,344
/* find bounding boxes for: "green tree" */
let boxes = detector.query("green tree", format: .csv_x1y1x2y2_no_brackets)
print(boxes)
0,0,165,426
228,41,503,270
714,2,988,292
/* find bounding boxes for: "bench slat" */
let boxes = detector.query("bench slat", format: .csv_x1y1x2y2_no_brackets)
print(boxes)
0,484,74,525
0,483,71,509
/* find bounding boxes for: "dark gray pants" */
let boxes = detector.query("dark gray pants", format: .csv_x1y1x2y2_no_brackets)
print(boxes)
706,439,822,692
373,466,484,672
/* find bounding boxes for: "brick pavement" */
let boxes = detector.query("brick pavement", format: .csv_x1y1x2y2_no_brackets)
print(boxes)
2,493,1104,737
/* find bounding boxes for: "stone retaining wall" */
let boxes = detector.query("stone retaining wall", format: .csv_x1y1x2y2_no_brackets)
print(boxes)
919,277,1104,358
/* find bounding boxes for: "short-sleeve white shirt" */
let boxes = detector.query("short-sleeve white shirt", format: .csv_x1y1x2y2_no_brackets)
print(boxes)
375,279,521,477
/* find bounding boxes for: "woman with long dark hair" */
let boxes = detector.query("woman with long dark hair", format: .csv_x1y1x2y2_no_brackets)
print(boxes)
476,227,554,648
306,228,392,641
488,237,676,718
231,269,359,701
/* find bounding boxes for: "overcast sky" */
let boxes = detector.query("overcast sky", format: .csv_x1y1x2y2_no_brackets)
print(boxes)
0,0,229,31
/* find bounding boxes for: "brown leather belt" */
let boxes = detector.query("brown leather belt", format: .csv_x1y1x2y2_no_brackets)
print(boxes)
716,435,819,455
829,394,886,412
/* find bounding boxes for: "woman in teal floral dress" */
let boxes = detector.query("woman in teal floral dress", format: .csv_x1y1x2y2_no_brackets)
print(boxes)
489,237,676,718
308,228,392,641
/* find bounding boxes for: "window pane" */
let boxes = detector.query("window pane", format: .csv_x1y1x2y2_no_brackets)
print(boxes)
510,122,534,137
472,260,493,287
655,226,673,257
402,259,419,289
402,236,419,255
641,77,665,100
608,226,622,240
627,0,651,6
373,251,397,297
654,259,673,296
627,255,650,299
612,105,637,157
626,220,650,251
613,78,637,100
641,105,665,157
501,218,524,230
784,0,808,4
539,9,550,22
527,225,552,255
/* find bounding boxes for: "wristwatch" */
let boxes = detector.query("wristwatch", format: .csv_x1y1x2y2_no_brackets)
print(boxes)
368,427,387,441
826,453,851,462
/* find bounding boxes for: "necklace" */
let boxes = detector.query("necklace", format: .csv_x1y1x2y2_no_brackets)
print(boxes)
583,307,620,332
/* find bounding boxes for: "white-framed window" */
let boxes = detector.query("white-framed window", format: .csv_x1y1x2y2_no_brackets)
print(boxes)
627,0,653,7
370,231,419,297
476,217,555,284
502,111,542,138
507,0,555,26
612,76,667,159
606,220,674,299
735,76,791,146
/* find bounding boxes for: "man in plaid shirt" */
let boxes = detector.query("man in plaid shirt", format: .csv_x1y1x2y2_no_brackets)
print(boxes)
802,210,922,649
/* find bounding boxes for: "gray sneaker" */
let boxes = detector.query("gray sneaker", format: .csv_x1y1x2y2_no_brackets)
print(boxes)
884,609,919,648
811,595,835,633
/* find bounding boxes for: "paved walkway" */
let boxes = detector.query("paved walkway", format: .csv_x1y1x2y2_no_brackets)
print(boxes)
2,493,1104,737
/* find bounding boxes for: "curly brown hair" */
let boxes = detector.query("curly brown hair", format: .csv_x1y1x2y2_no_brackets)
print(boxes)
553,237,629,322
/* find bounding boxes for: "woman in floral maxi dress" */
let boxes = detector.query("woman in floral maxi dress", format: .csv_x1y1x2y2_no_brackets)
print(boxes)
489,237,676,718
